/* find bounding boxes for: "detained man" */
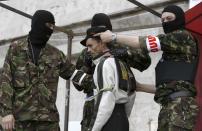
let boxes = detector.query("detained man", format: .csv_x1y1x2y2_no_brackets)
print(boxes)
81,26,135,131
74,12,155,131
80,25,156,131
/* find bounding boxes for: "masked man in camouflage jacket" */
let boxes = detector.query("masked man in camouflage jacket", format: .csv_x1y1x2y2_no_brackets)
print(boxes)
96,5,199,131
74,13,154,131
0,10,91,131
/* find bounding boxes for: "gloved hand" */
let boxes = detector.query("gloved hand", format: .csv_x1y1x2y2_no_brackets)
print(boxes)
83,51,96,74
84,51,93,67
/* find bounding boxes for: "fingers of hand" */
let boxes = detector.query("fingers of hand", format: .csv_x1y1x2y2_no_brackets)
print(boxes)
2,115,15,130
93,33,101,37
94,30,113,43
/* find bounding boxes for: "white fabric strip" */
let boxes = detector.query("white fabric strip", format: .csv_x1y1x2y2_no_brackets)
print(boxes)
70,69,78,80
78,73,87,86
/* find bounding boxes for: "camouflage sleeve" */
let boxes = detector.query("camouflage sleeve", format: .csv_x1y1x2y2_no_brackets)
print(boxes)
75,48,93,74
0,46,14,117
73,48,94,93
139,31,197,55
73,49,87,91
59,50,93,92
59,51,76,79
111,44,151,72
157,31,197,54
125,46,151,71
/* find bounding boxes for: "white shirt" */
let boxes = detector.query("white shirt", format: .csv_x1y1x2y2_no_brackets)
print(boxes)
91,56,133,131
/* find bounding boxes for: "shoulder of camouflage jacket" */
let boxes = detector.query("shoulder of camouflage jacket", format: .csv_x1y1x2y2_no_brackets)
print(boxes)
9,38,27,51
158,29,194,40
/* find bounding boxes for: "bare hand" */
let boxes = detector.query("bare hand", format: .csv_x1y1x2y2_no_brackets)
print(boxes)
94,30,113,43
2,114,15,131
136,81,156,94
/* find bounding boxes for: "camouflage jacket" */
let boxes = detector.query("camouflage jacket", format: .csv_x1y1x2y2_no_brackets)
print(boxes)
140,29,198,104
0,38,91,121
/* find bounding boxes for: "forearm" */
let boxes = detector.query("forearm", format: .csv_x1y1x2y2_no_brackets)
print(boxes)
127,48,151,71
72,74,93,92
136,82,156,94
116,34,140,49
0,84,14,117
97,30,141,49
0,53,14,117
73,49,94,92
60,60,93,92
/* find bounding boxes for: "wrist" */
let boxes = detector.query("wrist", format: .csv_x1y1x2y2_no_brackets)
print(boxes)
111,33,117,44
1,110,13,117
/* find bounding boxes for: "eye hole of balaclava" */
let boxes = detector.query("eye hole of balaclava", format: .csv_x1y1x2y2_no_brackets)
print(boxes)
161,5,185,34
29,10,55,46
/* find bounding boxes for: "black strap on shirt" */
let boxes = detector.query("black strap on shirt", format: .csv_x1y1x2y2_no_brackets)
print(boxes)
88,56,107,131
96,57,136,92
114,58,136,92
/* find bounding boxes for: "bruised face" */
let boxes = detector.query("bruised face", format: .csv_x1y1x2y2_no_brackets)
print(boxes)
86,38,105,58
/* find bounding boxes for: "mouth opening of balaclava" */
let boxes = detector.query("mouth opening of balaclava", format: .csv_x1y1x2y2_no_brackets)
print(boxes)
29,10,55,47
162,5,185,34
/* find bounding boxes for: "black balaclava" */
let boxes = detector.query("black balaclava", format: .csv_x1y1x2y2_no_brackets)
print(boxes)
162,5,185,34
29,10,55,47
28,10,55,64
91,13,112,31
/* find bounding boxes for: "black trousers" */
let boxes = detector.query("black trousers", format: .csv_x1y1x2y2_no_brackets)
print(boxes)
101,104,129,131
